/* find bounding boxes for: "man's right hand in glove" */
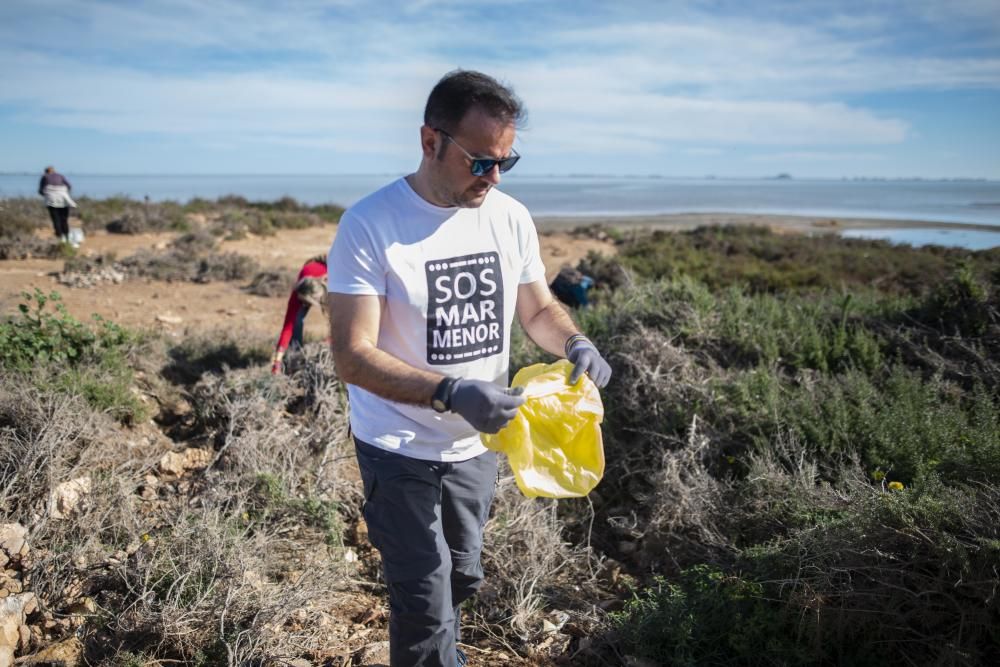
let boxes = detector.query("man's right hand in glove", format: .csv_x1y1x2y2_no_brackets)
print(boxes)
449,379,525,434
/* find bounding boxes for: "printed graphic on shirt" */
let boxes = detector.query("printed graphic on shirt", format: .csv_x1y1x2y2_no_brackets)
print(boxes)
426,252,504,365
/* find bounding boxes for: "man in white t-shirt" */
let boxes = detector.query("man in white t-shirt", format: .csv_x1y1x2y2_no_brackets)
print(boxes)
327,70,611,667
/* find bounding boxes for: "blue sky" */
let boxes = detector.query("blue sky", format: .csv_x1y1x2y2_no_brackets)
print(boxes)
1,0,999,178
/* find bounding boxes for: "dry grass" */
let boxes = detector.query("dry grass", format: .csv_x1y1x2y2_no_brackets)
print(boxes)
474,469,603,658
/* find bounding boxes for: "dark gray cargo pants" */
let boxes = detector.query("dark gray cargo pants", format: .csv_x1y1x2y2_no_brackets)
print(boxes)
355,438,497,667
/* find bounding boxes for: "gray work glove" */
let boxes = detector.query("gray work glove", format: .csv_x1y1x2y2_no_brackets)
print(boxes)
568,340,612,388
450,380,526,434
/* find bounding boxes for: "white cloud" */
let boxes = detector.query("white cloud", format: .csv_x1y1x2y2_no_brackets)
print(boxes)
0,0,998,174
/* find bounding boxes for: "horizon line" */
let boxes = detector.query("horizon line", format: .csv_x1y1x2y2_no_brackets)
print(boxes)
1,171,997,182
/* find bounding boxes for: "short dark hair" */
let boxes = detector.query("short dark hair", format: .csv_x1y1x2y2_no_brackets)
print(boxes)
424,70,526,134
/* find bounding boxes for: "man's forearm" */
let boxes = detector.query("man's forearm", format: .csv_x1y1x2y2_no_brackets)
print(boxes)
332,340,443,407
520,300,581,358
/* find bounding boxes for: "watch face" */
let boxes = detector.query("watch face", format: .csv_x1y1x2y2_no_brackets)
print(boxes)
432,398,447,413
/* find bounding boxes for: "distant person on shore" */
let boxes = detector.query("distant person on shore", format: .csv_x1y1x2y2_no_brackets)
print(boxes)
326,69,612,667
271,255,329,374
38,166,77,244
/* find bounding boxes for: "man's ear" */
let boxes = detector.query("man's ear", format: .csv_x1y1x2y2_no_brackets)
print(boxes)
419,125,438,160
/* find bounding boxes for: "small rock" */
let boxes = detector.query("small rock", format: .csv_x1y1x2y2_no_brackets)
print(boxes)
67,597,96,615
546,610,569,634
0,524,28,566
158,448,212,476
156,313,183,324
343,547,358,563
242,569,266,591
355,640,390,665
0,595,31,666
49,477,92,520
25,636,83,666
0,576,22,595
21,593,37,618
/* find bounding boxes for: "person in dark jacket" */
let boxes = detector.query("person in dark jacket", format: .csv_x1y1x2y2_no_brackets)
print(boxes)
550,266,595,308
38,166,77,243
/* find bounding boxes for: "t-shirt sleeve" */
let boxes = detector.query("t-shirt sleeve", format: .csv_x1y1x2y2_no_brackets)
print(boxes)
326,211,386,296
517,210,547,284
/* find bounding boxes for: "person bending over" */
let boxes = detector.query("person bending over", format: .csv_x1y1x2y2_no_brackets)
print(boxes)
271,255,328,374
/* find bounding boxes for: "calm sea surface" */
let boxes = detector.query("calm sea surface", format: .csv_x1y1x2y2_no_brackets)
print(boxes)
4,173,999,248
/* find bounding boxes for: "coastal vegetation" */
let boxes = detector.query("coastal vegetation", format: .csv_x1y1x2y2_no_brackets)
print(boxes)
1,198,998,665
0,194,343,257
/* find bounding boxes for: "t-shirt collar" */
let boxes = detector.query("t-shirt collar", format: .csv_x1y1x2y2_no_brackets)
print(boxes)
398,176,463,219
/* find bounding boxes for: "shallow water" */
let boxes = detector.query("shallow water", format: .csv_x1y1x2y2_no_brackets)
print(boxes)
4,173,999,248
841,228,1000,250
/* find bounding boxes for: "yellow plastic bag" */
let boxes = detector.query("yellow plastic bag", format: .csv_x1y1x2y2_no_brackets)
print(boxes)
481,359,605,498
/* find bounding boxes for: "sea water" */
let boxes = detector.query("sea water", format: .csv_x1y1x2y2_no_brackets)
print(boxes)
3,173,999,248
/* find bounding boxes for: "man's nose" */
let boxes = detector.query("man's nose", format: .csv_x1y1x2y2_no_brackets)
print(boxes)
481,162,502,185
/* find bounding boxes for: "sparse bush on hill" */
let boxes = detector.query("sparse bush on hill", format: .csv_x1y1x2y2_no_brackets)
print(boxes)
116,235,259,283
0,290,148,423
245,269,294,297
618,225,999,296
0,197,64,258
0,195,343,245
0,196,42,238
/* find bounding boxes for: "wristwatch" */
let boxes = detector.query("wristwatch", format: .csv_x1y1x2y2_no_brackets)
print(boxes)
431,377,459,413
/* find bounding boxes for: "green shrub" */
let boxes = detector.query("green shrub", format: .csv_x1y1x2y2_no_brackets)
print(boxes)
617,480,1000,666
611,565,810,666
616,226,999,296
0,290,147,423
712,364,1000,485
913,262,994,336
0,289,132,368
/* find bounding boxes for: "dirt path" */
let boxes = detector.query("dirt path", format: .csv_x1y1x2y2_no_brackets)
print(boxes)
0,224,616,344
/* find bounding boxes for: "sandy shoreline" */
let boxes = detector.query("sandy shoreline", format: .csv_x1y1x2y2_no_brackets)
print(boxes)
534,211,1000,235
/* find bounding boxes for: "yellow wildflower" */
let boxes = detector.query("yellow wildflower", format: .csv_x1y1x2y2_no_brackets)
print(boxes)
140,533,151,542
888,481,904,491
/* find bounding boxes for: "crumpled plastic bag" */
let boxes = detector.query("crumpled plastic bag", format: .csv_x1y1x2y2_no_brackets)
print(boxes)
481,359,605,498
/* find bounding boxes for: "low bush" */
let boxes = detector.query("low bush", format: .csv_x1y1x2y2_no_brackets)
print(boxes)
614,468,1000,666
617,225,1000,296
0,196,43,238
245,270,293,297
116,239,258,283
0,290,148,423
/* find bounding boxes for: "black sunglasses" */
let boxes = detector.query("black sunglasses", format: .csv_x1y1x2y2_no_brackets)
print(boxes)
434,128,520,177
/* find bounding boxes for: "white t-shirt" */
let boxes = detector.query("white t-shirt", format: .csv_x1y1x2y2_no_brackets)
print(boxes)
327,177,547,462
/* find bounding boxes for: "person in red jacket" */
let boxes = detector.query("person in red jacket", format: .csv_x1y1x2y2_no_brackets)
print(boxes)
271,255,328,374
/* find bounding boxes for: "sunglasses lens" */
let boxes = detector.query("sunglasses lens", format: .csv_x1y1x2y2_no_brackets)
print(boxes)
471,154,519,176
471,160,495,177
498,154,520,174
